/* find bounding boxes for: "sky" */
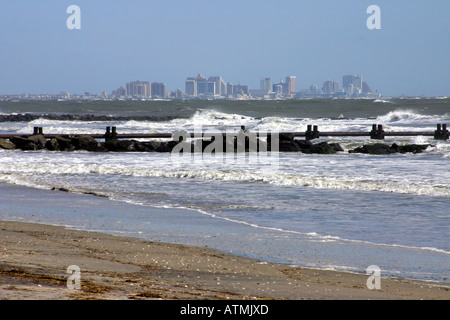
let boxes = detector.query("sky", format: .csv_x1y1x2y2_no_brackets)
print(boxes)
0,0,449,97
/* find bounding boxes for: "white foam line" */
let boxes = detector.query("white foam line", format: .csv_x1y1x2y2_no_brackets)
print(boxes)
129,201,450,256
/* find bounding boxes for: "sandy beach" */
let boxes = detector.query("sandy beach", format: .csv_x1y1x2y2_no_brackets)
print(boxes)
1,220,449,301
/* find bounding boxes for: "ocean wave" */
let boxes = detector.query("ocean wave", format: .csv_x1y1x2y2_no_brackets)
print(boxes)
3,107,449,137
376,110,445,124
372,99,393,104
2,161,449,197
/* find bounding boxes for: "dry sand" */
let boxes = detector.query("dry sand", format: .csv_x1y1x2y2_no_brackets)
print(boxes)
1,220,449,300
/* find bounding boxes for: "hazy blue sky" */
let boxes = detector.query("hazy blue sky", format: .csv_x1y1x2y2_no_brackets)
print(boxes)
1,0,449,97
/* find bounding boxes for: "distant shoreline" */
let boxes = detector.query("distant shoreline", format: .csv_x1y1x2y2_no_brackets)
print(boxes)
0,113,181,122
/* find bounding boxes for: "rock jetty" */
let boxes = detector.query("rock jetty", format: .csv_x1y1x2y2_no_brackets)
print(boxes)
0,133,431,155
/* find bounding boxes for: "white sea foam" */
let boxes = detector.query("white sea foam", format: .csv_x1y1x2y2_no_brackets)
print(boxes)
1,155,449,198
376,110,444,124
372,99,393,104
2,108,449,137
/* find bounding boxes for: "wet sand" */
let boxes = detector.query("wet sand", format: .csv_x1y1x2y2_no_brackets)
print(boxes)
1,220,449,300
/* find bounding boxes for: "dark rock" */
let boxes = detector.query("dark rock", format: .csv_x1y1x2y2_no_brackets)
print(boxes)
328,143,344,152
349,143,395,155
155,141,178,152
397,144,429,154
10,136,37,151
45,138,60,151
305,142,337,154
296,139,313,149
349,143,430,155
133,141,151,152
279,133,295,142
54,135,75,151
0,113,181,123
31,135,47,149
104,140,135,152
71,136,101,152
146,141,162,151
279,140,303,152
0,138,16,150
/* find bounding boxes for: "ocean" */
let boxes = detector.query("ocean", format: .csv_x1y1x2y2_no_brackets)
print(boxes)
0,98,449,283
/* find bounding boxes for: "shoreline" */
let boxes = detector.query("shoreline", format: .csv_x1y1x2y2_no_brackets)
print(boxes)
1,219,449,300
0,181,449,300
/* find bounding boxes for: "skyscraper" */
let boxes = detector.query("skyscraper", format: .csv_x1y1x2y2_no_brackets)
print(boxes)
362,82,373,95
151,82,166,98
185,79,197,97
322,80,339,94
343,75,362,91
260,78,273,93
226,82,234,96
115,86,127,96
208,76,227,96
126,81,151,97
286,76,296,95
185,74,226,97
233,84,249,95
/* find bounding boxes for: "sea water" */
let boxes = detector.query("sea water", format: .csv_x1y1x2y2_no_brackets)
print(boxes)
0,98,449,282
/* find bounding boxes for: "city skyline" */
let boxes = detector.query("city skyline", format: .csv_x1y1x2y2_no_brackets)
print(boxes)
1,1,449,97
1,73,381,100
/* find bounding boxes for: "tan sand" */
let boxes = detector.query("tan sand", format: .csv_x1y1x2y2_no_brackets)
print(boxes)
0,220,449,300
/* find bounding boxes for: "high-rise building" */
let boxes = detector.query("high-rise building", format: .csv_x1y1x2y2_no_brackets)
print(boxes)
185,79,197,97
273,83,283,94
343,75,362,91
310,84,319,94
186,74,206,96
322,80,339,94
286,76,296,95
260,78,273,93
226,83,234,96
196,79,208,95
186,74,223,96
151,82,166,98
126,81,151,97
362,82,373,94
116,86,127,96
208,76,227,96
322,80,333,94
233,84,249,95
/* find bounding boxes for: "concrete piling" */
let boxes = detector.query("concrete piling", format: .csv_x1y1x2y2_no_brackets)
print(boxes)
370,124,385,140
305,125,320,140
434,123,449,140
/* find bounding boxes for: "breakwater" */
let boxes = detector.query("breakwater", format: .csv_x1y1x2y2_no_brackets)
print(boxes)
1,123,447,154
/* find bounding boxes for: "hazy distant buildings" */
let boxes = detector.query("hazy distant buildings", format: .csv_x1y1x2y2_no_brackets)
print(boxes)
115,86,127,97
343,75,363,96
227,83,234,96
106,72,378,101
186,74,217,97
151,82,166,98
110,80,167,99
208,76,227,96
322,80,339,94
296,74,378,98
185,74,249,98
362,82,373,95
126,81,151,97
233,84,249,95
286,76,296,95
310,84,320,94
260,78,273,93
185,79,197,97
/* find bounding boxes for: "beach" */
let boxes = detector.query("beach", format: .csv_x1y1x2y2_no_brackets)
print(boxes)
1,219,449,300
1,99,449,301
